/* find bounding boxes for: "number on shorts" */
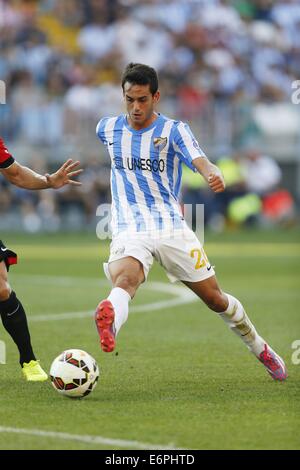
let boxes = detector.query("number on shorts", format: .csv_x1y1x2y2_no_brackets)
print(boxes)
190,248,208,270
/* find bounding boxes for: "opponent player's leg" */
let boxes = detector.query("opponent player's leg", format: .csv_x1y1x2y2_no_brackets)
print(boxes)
95,256,145,352
0,261,47,380
183,275,287,381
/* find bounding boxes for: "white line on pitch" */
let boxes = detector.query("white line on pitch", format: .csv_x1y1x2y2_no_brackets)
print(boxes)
0,426,181,450
21,278,197,323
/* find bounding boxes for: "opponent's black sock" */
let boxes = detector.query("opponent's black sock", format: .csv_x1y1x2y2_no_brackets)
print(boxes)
0,291,36,366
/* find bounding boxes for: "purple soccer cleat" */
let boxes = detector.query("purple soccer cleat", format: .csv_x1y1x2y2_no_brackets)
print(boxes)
258,344,288,381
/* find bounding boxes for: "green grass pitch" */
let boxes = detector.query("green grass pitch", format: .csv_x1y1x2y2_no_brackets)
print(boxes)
0,229,299,450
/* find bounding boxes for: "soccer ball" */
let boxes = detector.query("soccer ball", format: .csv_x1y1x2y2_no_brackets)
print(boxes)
50,349,99,398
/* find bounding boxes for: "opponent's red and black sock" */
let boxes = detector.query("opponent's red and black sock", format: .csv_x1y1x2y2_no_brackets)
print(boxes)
0,291,36,366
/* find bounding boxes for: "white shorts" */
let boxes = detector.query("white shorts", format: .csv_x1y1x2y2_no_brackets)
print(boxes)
103,227,215,284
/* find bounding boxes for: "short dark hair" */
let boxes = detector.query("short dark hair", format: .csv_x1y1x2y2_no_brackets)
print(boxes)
121,63,158,95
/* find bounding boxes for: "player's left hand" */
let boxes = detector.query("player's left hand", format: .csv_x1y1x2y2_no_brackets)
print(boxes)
45,159,83,189
208,170,226,193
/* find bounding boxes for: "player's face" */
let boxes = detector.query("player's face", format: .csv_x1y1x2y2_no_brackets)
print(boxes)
123,82,160,129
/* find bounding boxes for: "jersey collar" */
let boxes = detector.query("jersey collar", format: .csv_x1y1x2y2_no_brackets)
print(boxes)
123,113,163,134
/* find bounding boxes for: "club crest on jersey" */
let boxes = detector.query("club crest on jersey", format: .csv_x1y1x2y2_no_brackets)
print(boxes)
153,137,168,151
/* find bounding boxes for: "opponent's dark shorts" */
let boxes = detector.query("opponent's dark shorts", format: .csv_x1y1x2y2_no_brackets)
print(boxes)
0,240,18,271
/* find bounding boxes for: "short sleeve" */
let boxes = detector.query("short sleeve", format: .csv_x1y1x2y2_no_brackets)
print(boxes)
172,122,206,172
96,117,109,144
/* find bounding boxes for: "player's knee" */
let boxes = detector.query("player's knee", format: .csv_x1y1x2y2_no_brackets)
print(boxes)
203,290,227,313
0,280,11,301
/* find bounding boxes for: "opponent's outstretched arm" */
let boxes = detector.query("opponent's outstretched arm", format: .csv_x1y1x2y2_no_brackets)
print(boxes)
1,159,83,190
192,156,225,193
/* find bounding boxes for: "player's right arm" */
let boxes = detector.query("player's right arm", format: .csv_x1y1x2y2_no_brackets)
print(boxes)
0,138,82,190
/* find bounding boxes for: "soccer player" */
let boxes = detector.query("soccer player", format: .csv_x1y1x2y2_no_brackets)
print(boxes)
0,137,82,381
94,63,287,381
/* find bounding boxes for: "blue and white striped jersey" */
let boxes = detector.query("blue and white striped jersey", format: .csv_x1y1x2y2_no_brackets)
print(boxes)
96,113,206,236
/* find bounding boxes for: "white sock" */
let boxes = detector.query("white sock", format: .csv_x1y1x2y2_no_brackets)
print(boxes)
219,293,265,356
107,287,131,336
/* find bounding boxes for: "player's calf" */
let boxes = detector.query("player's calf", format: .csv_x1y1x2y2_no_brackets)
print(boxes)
0,290,36,366
201,290,228,313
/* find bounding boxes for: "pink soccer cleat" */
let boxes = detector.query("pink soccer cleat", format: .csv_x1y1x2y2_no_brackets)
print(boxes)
95,300,116,353
258,344,288,381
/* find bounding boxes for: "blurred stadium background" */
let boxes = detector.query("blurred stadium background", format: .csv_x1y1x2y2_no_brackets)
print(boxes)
1,1,300,451
0,0,300,233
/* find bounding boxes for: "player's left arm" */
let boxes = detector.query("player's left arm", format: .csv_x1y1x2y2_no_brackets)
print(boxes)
172,122,226,193
192,156,226,193
1,159,83,190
